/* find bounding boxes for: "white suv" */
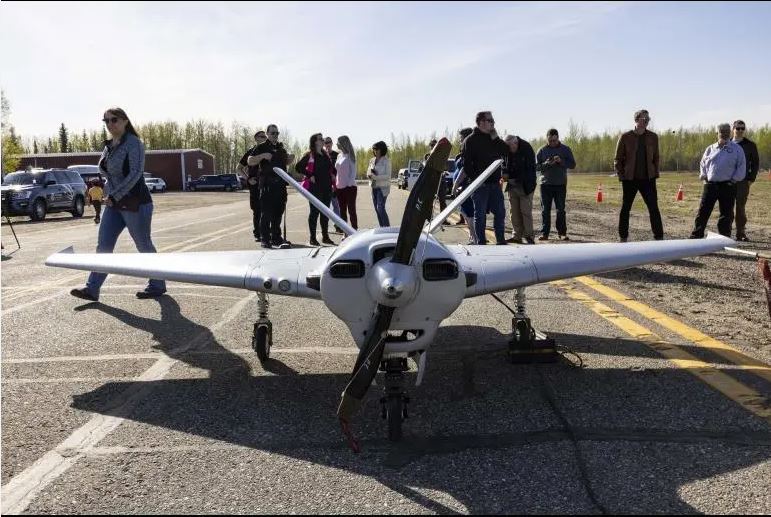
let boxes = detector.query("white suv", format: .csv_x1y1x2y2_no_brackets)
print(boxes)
144,177,167,193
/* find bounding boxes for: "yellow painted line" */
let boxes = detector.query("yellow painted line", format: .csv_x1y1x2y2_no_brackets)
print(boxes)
551,279,771,424
575,276,771,384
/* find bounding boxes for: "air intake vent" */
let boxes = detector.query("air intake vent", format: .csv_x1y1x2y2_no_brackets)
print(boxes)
329,260,365,278
422,259,459,281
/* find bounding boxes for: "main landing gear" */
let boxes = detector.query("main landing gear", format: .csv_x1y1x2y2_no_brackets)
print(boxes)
252,292,273,362
508,287,558,363
379,357,410,441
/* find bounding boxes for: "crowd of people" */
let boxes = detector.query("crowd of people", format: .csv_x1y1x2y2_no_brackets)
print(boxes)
236,128,393,248
68,105,760,303
452,109,759,245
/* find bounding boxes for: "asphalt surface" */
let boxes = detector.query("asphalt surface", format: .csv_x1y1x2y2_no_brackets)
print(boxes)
2,186,770,514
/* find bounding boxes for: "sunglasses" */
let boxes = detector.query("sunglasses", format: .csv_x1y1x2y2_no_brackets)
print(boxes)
268,131,279,136
255,134,267,139
735,127,746,131
484,118,495,123
102,117,120,124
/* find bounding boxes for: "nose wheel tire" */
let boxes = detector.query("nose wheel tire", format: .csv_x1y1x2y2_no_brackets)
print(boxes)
383,394,409,442
252,323,272,363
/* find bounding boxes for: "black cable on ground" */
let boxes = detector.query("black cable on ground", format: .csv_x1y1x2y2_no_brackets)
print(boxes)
537,368,607,514
490,292,602,509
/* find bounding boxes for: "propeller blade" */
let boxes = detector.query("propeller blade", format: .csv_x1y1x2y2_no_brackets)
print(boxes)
391,138,452,265
337,304,395,421
337,139,452,426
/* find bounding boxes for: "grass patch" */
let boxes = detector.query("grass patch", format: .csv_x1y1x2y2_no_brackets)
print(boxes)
563,171,771,223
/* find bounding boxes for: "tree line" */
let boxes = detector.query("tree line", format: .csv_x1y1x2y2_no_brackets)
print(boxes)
3,92,770,175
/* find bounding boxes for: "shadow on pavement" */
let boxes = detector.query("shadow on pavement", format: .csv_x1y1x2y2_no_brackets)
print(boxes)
68,314,771,513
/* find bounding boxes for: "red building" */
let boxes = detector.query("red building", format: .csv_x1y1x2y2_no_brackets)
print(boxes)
18,149,215,191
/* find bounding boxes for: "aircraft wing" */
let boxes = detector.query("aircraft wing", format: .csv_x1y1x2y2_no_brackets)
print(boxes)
450,233,734,298
45,246,336,299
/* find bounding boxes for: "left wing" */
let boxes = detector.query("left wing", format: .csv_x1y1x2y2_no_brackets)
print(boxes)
45,246,336,299
450,233,734,297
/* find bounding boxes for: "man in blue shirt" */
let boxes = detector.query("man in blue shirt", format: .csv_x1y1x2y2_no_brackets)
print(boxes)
689,123,746,239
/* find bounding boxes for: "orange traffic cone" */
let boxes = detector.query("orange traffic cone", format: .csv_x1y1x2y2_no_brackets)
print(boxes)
596,184,603,203
675,184,684,201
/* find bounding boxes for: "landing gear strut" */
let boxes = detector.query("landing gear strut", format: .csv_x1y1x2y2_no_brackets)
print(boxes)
508,287,558,363
252,292,273,362
379,357,410,441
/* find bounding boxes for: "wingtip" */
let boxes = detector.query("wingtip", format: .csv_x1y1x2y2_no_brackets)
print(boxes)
45,246,74,266
705,232,735,245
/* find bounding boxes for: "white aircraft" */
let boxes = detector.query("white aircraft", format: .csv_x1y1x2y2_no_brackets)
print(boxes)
47,139,733,450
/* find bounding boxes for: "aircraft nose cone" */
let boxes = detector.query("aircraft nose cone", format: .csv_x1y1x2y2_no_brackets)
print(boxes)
367,261,417,307
383,281,403,299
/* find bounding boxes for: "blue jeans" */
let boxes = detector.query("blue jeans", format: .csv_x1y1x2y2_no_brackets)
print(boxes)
472,183,506,244
540,184,567,237
372,188,390,227
85,204,166,296
330,195,340,217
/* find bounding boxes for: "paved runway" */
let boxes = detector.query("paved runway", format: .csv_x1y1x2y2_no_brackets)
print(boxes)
2,187,770,514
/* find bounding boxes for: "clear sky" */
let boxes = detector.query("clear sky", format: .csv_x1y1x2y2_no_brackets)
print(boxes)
2,1,770,147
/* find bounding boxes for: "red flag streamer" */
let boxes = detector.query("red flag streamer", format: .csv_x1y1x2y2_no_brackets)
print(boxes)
760,258,771,321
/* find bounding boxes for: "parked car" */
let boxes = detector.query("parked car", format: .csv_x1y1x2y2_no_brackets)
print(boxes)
67,164,103,186
144,177,167,193
397,159,456,192
187,174,241,192
1,168,87,221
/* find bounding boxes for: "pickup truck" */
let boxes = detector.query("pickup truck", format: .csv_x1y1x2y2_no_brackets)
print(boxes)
396,159,456,194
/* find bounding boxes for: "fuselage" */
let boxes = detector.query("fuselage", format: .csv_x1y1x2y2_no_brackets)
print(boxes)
320,228,467,354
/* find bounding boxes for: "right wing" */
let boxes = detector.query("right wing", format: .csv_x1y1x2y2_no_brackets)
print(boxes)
451,233,734,297
46,246,336,299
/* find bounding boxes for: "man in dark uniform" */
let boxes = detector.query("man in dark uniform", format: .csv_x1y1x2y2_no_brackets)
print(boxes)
237,130,268,242
247,124,294,249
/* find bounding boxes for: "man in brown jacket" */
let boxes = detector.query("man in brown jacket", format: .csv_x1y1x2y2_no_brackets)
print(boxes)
614,109,664,241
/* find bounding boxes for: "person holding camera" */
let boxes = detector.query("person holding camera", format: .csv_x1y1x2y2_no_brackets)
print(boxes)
368,141,391,227
614,109,663,242
535,128,575,241
247,124,294,249
237,130,269,242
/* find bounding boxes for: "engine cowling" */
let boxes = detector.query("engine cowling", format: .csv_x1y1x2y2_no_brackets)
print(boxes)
320,229,467,353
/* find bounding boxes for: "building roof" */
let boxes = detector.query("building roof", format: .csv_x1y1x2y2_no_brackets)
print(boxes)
20,149,214,159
